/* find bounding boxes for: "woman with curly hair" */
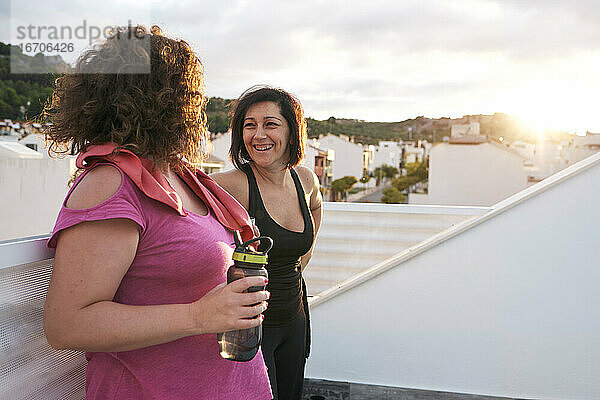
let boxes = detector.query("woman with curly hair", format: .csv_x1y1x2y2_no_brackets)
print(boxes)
43,26,272,399
212,86,323,400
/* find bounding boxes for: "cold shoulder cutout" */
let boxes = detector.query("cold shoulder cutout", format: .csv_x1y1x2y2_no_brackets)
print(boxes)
65,164,123,210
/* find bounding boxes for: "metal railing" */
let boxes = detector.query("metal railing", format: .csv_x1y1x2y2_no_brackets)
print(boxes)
0,235,85,400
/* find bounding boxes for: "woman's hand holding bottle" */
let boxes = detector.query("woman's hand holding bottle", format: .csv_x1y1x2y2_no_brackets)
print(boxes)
189,276,269,335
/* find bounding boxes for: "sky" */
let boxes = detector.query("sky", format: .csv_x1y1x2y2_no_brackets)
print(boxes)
1,0,600,134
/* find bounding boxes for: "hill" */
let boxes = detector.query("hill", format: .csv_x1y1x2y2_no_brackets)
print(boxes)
0,43,67,119
205,97,231,134
207,101,571,144
306,114,574,145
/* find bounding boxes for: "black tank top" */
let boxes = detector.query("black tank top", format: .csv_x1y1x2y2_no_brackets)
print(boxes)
241,163,314,327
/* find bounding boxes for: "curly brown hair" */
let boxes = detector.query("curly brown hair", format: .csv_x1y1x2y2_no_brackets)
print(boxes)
44,25,208,171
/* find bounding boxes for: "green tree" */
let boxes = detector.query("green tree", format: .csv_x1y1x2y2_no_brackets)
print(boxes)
391,175,420,192
374,164,399,185
330,175,358,201
207,114,229,133
0,86,19,105
391,159,429,192
205,97,231,133
381,187,405,204
405,161,428,181
0,99,13,117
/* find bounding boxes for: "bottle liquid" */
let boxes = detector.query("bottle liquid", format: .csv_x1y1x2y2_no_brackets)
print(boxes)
218,232,273,362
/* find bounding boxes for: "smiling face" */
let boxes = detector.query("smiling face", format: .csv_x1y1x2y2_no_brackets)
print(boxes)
243,101,291,169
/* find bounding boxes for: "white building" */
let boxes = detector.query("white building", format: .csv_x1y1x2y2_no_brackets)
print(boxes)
528,138,566,181
508,140,535,160
0,143,72,241
0,120,20,139
302,139,335,189
200,154,226,174
19,133,51,156
451,121,481,137
0,141,43,159
565,132,600,166
403,140,430,164
208,131,235,172
505,135,600,183
0,129,19,142
317,134,366,181
363,145,376,175
371,140,402,170
410,140,527,206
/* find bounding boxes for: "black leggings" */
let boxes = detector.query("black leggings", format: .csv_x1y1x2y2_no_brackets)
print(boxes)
261,309,307,400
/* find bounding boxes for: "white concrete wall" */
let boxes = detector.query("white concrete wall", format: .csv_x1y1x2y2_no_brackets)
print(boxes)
407,192,429,203
372,141,402,170
318,134,364,181
0,157,71,241
0,135,19,142
18,134,49,157
413,142,527,206
364,145,375,174
404,142,427,164
306,154,600,399
304,203,488,295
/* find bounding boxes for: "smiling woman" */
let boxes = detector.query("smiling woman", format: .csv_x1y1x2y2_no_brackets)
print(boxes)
242,101,291,169
229,86,306,170
212,85,323,400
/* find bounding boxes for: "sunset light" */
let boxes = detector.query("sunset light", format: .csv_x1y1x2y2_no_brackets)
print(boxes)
498,56,600,136
4,1,600,131
512,93,599,137
2,2,600,400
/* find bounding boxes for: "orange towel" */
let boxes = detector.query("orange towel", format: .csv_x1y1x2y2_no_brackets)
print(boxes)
77,143,254,243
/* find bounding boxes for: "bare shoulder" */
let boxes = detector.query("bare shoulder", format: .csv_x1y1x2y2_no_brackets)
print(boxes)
295,165,320,193
211,168,247,193
66,165,122,209
211,168,249,208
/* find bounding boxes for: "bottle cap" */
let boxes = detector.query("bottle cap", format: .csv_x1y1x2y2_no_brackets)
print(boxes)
232,251,268,264
232,234,273,268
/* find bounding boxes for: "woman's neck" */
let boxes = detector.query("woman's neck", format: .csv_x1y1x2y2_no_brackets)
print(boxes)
250,162,288,186
153,160,180,188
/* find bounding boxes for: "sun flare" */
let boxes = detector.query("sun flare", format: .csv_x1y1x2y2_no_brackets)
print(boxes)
500,72,600,137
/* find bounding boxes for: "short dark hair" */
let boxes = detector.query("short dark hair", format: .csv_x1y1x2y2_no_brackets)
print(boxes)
229,85,307,169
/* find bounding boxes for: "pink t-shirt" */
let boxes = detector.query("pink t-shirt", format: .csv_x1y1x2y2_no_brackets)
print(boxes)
48,165,271,400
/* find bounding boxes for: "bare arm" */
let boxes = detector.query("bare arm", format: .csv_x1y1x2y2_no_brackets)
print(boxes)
300,167,323,272
44,166,268,352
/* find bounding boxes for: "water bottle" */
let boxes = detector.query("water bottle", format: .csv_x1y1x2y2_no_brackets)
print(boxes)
218,232,273,362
